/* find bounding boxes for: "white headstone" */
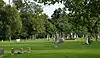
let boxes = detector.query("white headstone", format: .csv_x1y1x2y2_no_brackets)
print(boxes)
98,35,100,39
62,38,64,41
1,40,3,42
16,39,20,43
74,34,77,38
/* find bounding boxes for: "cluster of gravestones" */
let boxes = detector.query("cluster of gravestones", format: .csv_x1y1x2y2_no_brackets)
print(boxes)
54,38,64,48
11,47,31,55
0,47,31,57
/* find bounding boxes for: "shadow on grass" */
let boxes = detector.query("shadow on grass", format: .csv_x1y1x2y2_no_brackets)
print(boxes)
35,53,100,58
2,53,100,58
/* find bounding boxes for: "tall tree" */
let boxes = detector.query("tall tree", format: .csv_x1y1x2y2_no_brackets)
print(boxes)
51,8,74,39
0,5,22,40
35,0,100,40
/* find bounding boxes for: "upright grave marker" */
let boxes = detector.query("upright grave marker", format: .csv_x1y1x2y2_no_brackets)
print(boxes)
0,48,4,56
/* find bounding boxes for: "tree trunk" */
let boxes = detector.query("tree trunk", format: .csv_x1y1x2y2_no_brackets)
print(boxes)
70,32,73,39
29,36,32,40
32,35,36,40
74,33,77,39
9,36,11,42
9,0,10,4
67,34,70,39
85,35,89,44
62,32,65,39
76,34,79,38
47,34,49,41
83,34,85,38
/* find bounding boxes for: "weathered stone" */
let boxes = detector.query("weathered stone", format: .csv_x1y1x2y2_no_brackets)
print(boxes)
0,48,4,56
16,39,21,43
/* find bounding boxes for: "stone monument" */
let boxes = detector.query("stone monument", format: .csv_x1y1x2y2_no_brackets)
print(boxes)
0,48,4,56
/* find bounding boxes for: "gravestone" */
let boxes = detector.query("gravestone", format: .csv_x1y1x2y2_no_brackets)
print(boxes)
1,40,3,42
16,39,21,43
0,48,4,56
59,38,64,44
98,35,100,39
54,38,64,48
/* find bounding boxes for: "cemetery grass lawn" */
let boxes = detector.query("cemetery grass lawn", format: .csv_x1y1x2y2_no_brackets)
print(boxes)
0,39,100,58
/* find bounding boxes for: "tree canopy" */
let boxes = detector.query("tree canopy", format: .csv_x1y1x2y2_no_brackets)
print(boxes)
0,0,99,40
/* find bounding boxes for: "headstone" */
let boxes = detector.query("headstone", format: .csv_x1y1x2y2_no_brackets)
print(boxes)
67,35,69,39
83,35,85,38
54,40,59,44
98,35,100,39
54,38,64,48
0,48,4,56
54,38,64,44
74,34,76,39
86,38,89,44
47,35,49,40
1,40,3,42
59,38,64,44
16,39,20,43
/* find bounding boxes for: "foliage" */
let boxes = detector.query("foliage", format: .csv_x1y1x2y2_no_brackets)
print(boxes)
34,0,100,38
0,0,100,40
0,5,22,40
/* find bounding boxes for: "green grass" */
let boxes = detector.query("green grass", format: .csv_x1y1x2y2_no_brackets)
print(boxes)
0,39,100,58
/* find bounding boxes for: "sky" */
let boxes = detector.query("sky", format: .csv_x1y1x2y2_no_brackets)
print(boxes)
3,0,66,18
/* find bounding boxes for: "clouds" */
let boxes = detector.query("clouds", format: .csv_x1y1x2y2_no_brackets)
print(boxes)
43,3,64,18
3,0,12,4
3,0,65,18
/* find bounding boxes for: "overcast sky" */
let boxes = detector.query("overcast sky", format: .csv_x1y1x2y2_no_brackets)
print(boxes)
3,0,65,18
